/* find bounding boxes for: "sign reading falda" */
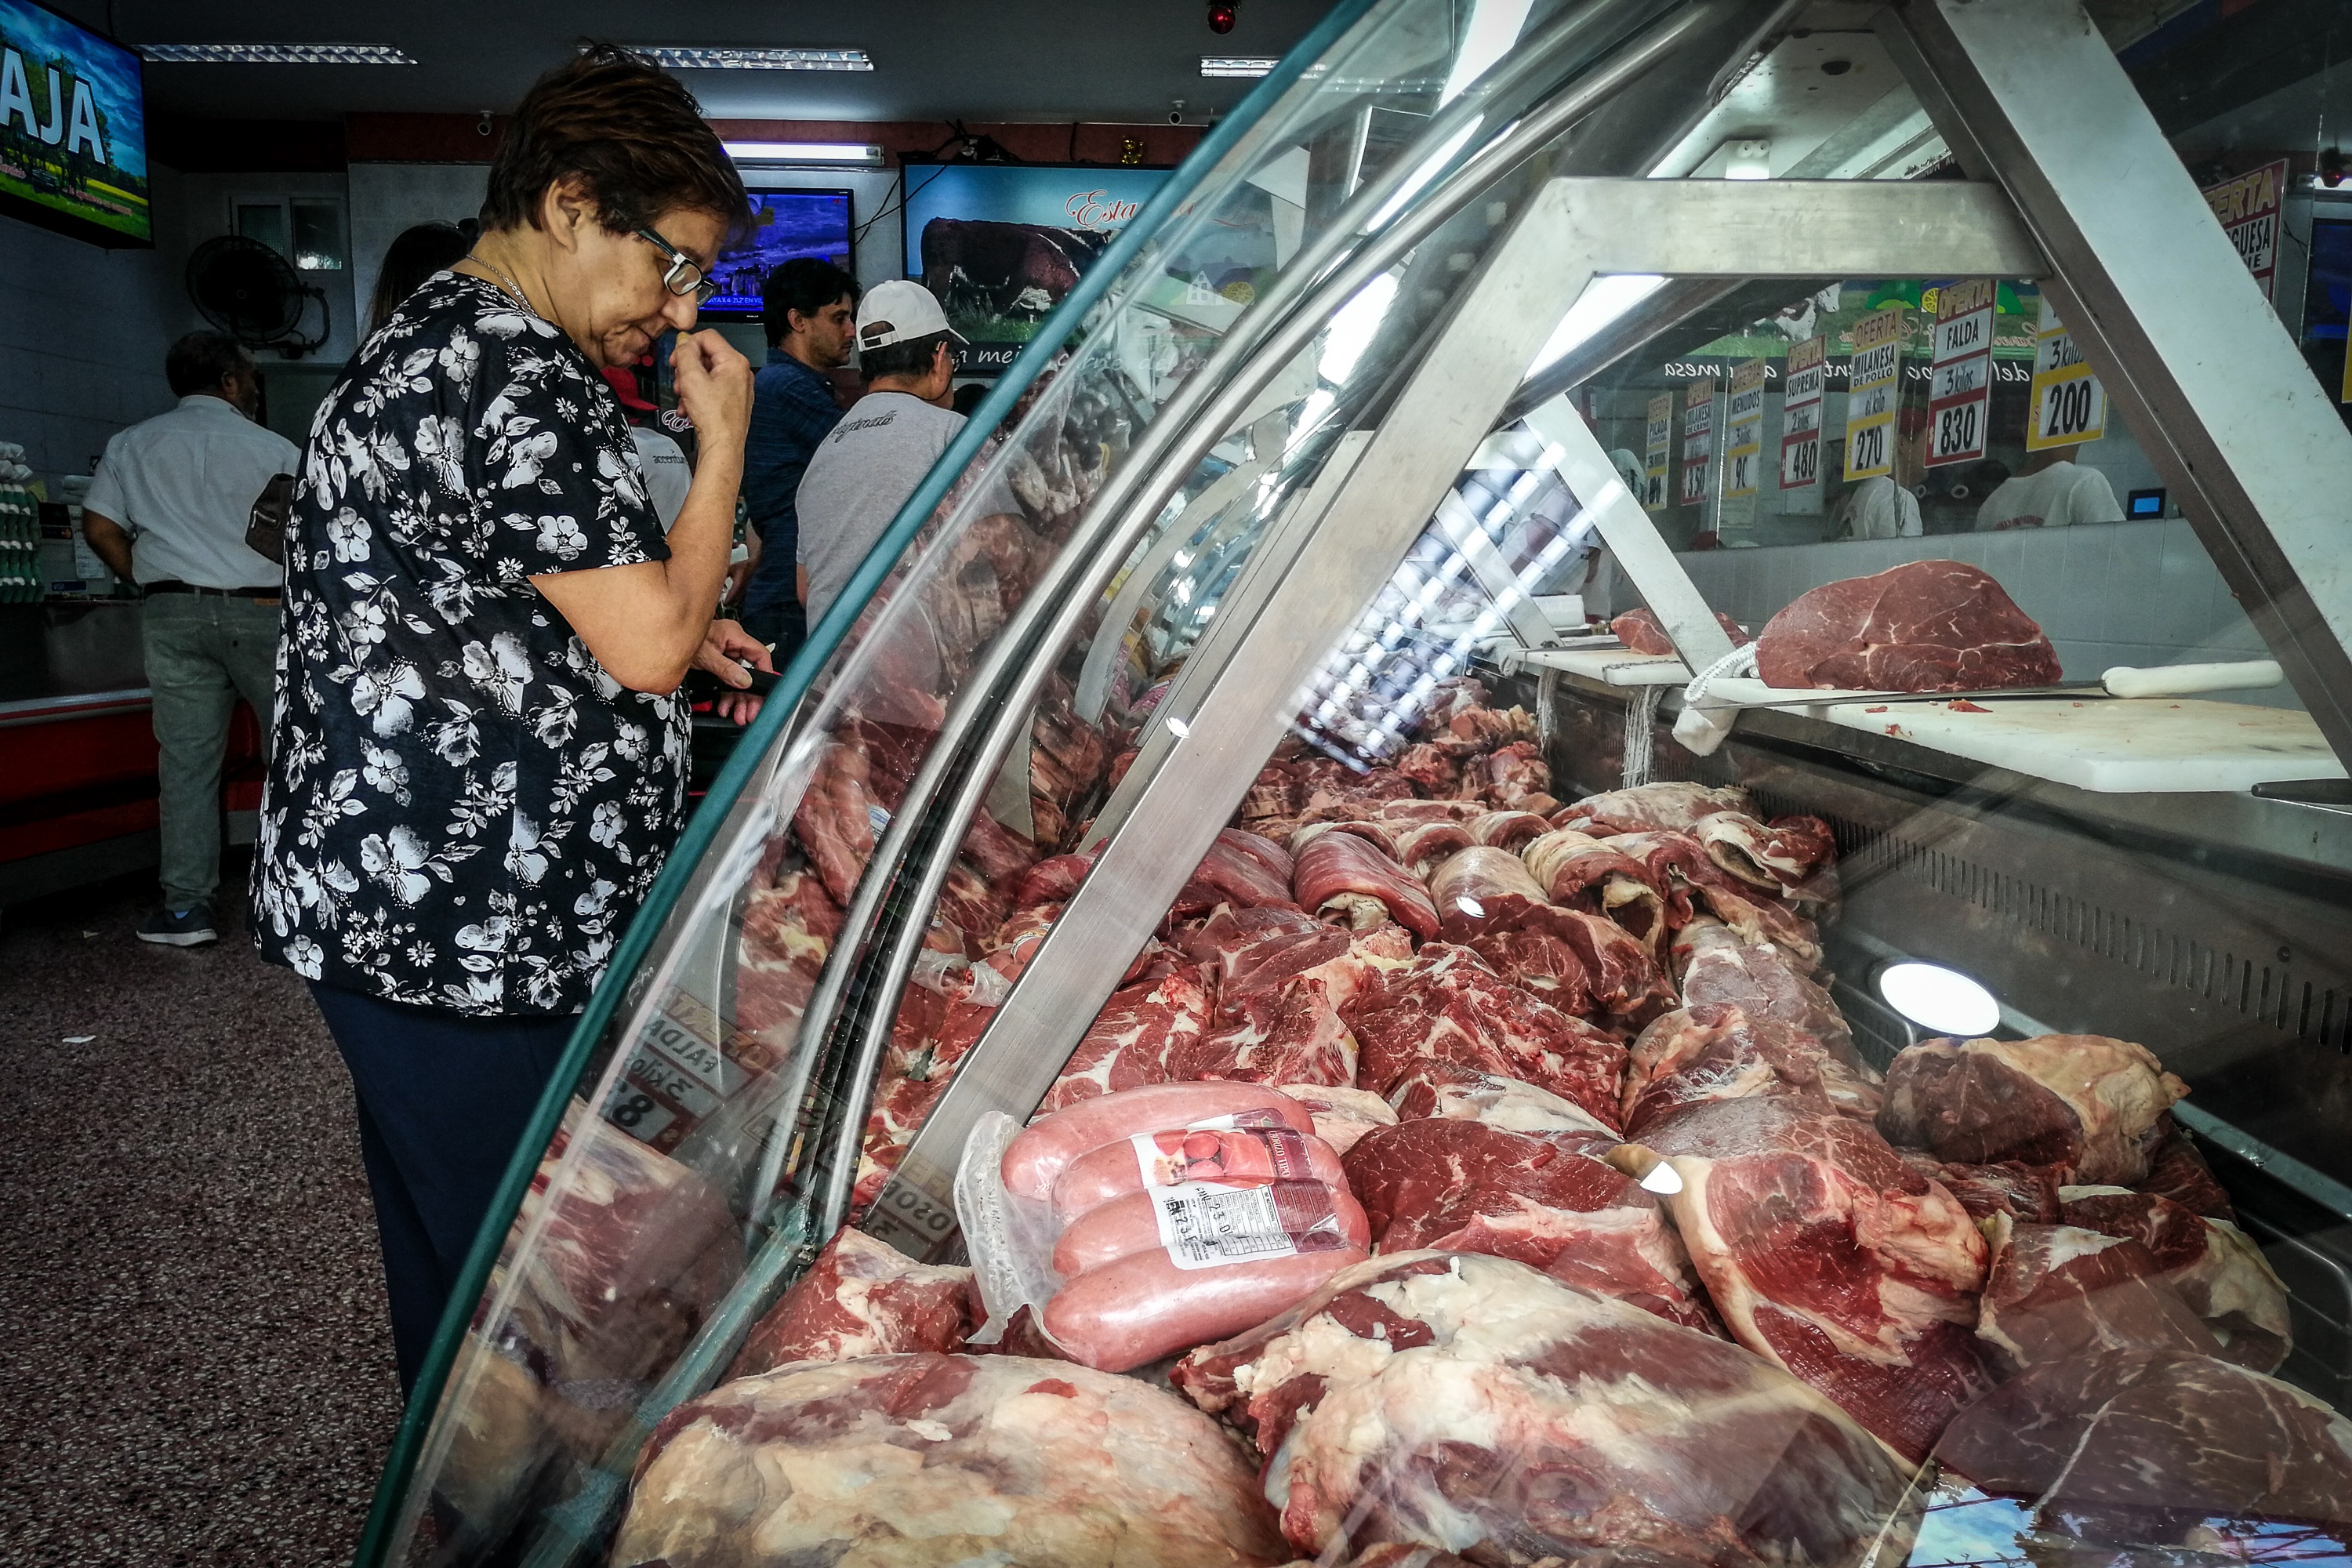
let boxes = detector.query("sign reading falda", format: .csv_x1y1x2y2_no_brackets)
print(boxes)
1926,278,1994,467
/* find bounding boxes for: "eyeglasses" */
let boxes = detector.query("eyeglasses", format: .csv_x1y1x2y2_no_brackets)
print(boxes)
635,226,719,303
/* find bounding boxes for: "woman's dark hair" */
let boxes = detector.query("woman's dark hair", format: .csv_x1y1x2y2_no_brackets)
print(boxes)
481,43,750,238
368,219,477,336
862,330,952,381
761,258,859,347
164,331,251,397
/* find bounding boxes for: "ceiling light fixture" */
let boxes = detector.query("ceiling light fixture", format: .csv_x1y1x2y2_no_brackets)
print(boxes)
1875,959,2002,1037
721,141,884,167
1202,56,1278,77
636,46,873,71
133,42,416,64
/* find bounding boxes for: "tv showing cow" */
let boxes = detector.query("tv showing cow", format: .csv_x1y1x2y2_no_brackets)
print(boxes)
902,164,1171,373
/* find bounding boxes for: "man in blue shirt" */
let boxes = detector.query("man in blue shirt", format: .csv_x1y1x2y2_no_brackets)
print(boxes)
739,259,858,658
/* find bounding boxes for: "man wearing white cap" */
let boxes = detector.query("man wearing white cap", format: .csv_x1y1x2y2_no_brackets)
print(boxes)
793,278,967,626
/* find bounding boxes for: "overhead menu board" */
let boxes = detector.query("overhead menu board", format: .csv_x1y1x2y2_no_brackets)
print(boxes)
1642,393,1671,510
1925,278,1994,467
2200,158,2287,301
1842,304,1902,481
1679,379,1715,507
2027,297,2106,450
1722,359,1764,499
1779,335,1824,491
0,0,149,246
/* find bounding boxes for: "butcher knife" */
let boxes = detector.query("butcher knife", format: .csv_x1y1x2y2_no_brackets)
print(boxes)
1726,659,2284,709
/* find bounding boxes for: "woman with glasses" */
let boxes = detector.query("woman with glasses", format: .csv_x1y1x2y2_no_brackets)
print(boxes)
251,44,766,1395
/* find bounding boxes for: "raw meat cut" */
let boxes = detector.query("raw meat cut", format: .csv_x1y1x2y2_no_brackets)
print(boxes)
728,1225,974,1379
1662,854,1827,963
1172,828,1298,915
1933,1349,2352,1555
958,808,1038,890
1290,815,1402,861
793,737,890,905
1755,559,2063,691
1894,1152,2064,1222
1180,904,1351,1002
1280,1083,1398,1154
483,1100,744,1459
1519,828,1664,944
1293,827,1441,940
1475,740,1550,808
1344,946,1627,1131
2141,1119,2236,1218
1672,919,1847,1054
1465,810,1551,851
1429,847,1674,1022
1691,811,1837,894
1171,1252,1915,1566
616,1353,1290,1567
1016,849,1096,906
735,870,843,1040
1241,760,1307,824
1392,742,1457,795
1341,1120,1714,1330
1391,819,1473,879
1617,1094,1991,1461
1611,605,1750,655
2060,1184,2290,1371
1377,799,1486,826
1385,1062,1613,1136
1876,1033,2187,1184
1975,1213,2221,1373
1556,781,1749,835
1040,967,1214,1111
1178,974,1359,1087
1621,1004,1882,1131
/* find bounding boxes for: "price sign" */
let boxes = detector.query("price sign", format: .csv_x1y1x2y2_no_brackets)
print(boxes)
2201,157,2288,301
1780,335,1824,490
1679,379,1715,507
1722,359,1765,499
2027,297,2106,451
1842,304,1903,481
601,984,779,1153
1642,393,1672,510
1926,278,1994,468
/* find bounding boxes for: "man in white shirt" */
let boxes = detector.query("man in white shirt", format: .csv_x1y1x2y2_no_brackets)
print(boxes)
82,332,299,946
795,280,968,626
1975,452,2122,531
1838,474,1923,539
601,366,691,528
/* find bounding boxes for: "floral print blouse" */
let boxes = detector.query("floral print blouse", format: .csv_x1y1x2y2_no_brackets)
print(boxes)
253,272,688,1016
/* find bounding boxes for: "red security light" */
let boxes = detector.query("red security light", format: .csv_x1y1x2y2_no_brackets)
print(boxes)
1207,1,1238,34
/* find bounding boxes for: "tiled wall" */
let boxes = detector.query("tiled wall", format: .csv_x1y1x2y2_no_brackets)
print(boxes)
0,219,180,481
1675,521,2284,703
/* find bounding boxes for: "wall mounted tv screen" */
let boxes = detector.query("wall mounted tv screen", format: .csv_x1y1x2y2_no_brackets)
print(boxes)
901,162,1177,373
0,0,148,247
697,187,854,320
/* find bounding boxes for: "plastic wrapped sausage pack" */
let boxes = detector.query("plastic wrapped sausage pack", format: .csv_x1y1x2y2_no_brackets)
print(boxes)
956,1083,1371,1370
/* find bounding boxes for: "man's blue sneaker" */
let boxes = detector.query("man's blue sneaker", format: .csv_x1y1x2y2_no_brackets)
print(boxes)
137,902,217,946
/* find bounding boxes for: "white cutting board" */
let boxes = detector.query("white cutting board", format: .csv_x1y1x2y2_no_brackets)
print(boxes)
1719,688,2344,793
1508,645,1692,685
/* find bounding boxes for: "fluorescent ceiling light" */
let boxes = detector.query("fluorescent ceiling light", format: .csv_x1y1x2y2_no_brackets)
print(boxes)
1202,56,1279,77
1875,960,2002,1037
637,46,873,71
722,141,884,166
1524,273,1666,378
134,42,416,64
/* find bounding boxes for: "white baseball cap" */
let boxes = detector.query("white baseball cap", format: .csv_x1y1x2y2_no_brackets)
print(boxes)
856,278,966,350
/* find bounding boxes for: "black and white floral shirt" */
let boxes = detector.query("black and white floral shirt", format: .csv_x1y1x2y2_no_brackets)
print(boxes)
254,272,689,1016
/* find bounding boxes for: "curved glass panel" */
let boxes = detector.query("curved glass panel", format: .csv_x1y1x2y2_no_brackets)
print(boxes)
367,2,2352,1564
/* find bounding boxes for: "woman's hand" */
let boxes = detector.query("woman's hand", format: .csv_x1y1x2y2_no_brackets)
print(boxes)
670,329,752,448
693,618,775,725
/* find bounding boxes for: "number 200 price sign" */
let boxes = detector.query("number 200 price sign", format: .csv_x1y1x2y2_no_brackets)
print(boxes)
2027,297,2106,452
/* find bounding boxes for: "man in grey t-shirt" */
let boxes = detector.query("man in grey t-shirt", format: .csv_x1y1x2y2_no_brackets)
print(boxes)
795,279,967,625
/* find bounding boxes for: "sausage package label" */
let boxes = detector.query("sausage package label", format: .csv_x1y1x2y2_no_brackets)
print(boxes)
1133,1123,1344,1271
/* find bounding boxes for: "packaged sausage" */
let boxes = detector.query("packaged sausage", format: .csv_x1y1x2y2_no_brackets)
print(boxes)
957,1085,1369,1373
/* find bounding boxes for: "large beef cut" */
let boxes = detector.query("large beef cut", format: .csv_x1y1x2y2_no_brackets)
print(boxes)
1876,1033,2187,1184
1040,967,1214,1110
1172,1252,1916,1566
1344,945,1627,1131
2060,1184,2291,1371
1611,605,1750,656
617,1353,1289,1567
1622,1004,1882,1131
1519,828,1664,944
735,869,844,1043
1673,919,1847,1054
1895,1150,2064,1223
1386,1061,1614,1135
1178,973,1359,1087
1341,1120,1714,1330
1170,827,1297,916
1690,811,1838,896
1293,826,1441,939
1555,781,1749,835
728,1225,974,1379
1429,847,1674,1022
1974,1212,2221,1373
1617,1094,1991,1461
1755,559,2062,691
1933,1349,2352,1557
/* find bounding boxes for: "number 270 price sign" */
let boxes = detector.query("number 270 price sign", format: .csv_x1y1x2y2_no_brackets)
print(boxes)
1842,305,1903,482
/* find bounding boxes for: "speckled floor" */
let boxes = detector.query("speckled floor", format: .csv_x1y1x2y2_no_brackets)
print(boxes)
0,866,401,1567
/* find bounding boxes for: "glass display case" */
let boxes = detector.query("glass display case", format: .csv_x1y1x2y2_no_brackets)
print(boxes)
356,1,2352,1564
